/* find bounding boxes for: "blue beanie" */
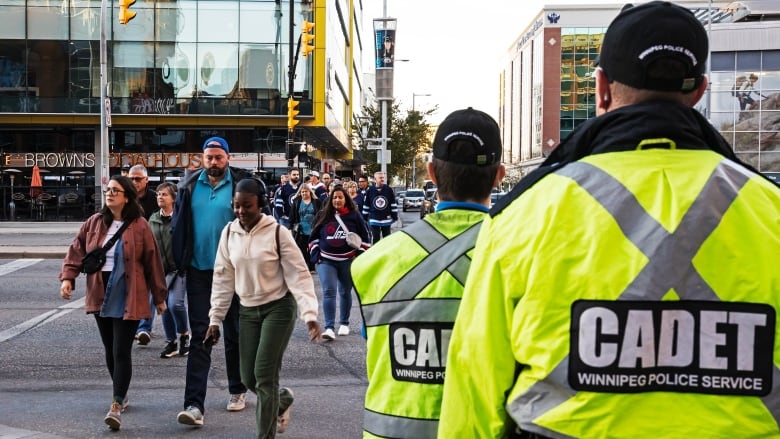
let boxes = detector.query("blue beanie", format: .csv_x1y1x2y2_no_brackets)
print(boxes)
203,136,229,153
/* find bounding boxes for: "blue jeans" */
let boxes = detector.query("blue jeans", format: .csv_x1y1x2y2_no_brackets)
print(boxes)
239,293,297,437
136,295,155,334
317,259,353,330
161,273,189,341
183,268,246,413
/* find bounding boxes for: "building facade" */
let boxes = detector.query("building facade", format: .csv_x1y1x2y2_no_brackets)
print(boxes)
0,0,370,221
499,1,780,184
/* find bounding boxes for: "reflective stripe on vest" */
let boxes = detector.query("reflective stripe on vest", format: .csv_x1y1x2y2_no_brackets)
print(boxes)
361,219,481,327
364,409,438,439
507,159,780,435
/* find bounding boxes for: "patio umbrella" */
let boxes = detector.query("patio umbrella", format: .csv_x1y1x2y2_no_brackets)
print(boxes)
30,165,43,198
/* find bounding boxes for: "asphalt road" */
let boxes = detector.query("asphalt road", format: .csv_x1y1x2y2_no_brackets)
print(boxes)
0,210,420,438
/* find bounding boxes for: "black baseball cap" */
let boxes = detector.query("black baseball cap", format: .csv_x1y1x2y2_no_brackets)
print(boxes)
432,108,502,166
596,1,708,93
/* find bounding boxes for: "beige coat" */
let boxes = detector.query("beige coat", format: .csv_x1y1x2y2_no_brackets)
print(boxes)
210,215,318,325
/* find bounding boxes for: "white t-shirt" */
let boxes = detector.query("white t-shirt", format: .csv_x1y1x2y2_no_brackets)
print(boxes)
101,220,124,273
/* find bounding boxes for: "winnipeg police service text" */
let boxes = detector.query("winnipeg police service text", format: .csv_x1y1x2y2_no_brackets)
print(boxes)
568,300,775,396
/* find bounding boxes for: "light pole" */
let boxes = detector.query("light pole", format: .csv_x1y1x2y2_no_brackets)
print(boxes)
411,93,431,189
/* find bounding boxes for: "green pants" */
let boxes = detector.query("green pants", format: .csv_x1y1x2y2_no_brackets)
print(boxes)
238,293,297,438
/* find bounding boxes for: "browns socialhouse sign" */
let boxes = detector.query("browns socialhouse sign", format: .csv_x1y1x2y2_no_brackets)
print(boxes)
2,152,205,169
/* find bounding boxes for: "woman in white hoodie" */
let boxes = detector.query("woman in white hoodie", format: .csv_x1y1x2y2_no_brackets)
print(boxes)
207,178,321,437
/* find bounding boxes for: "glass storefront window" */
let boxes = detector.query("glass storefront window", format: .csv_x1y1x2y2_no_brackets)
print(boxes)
0,0,312,117
28,4,68,40
70,1,100,41
198,1,239,42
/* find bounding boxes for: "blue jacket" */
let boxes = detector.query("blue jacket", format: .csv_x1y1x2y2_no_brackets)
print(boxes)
362,184,398,226
273,182,299,219
308,209,371,263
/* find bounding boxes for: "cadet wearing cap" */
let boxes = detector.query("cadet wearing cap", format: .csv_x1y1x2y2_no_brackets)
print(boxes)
351,107,505,438
439,2,780,438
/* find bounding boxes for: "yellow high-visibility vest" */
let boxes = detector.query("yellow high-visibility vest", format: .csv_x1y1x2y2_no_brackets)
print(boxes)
352,208,487,439
440,149,780,438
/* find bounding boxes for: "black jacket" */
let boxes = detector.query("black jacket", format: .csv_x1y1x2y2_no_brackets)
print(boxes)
492,101,776,216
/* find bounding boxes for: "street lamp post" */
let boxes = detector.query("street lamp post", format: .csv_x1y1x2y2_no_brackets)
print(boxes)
411,92,431,189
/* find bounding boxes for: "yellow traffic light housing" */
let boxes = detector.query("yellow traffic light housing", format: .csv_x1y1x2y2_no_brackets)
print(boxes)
301,20,315,57
287,97,300,131
118,0,137,25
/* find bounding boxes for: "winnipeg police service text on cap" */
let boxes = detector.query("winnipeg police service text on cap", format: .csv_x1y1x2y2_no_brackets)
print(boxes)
432,108,502,166
597,1,708,92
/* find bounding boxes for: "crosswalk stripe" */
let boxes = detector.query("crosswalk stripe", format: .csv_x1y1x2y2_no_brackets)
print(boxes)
0,297,85,343
0,259,43,277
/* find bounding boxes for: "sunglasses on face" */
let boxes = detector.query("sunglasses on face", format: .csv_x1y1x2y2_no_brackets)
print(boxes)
129,177,146,182
103,187,124,195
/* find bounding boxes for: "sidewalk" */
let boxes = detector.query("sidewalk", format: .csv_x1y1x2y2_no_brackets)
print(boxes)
0,221,80,259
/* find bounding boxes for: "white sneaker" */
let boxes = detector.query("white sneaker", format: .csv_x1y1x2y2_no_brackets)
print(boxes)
322,328,335,341
337,325,350,336
227,392,246,411
177,405,204,426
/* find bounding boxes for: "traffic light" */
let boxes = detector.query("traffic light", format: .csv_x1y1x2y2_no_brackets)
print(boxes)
118,0,136,25
287,97,300,131
301,20,315,57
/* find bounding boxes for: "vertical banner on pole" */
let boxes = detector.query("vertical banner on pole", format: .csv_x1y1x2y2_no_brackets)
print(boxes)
374,28,396,68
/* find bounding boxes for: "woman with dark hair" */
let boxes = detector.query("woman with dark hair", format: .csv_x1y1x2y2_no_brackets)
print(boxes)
206,178,321,436
308,186,371,340
289,183,322,272
59,175,167,431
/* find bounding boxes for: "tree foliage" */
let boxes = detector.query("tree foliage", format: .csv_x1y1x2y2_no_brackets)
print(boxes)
352,100,436,188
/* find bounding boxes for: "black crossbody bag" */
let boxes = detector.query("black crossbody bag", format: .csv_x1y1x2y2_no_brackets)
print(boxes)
81,221,131,274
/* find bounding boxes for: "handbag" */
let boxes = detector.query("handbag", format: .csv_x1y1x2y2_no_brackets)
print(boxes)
334,214,362,249
81,220,131,274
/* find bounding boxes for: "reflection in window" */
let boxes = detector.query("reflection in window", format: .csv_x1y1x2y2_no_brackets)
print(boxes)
712,50,780,172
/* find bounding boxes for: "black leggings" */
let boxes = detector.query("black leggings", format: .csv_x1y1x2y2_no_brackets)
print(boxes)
94,314,139,401
371,225,391,243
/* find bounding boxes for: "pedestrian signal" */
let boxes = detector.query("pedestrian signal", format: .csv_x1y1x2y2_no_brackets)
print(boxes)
119,0,136,25
301,21,315,57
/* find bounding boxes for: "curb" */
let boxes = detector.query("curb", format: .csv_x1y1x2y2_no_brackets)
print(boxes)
0,248,66,260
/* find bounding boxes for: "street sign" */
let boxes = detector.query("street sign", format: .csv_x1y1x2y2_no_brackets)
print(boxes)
366,144,382,150
377,150,391,164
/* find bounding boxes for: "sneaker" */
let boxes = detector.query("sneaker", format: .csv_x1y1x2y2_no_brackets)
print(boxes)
160,341,178,358
179,334,190,357
227,392,246,411
104,402,122,431
121,396,129,412
177,405,204,426
277,388,294,434
337,325,350,336
322,328,335,341
136,331,151,346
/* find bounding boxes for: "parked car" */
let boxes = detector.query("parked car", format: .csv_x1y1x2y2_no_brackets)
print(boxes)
420,189,438,219
490,191,507,209
396,191,406,203
403,190,425,212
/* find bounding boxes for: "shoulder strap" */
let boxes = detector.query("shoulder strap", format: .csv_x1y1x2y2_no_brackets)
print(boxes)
334,213,350,233
102,220,131,252
275,224,281,261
